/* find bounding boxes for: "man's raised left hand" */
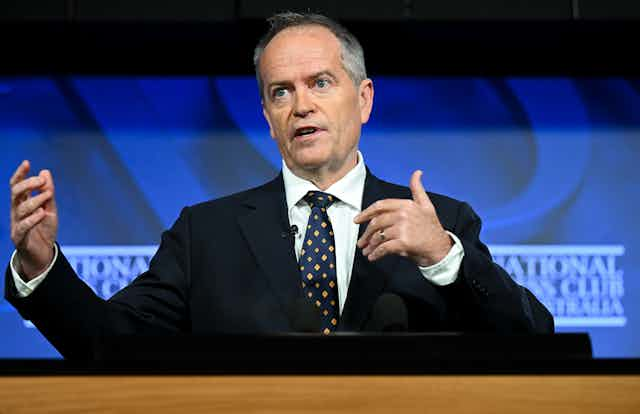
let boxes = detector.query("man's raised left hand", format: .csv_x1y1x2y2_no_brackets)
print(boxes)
354,170,453,266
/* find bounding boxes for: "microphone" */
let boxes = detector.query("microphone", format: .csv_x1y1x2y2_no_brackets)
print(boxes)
281,224,298,239
288,298,322,332
364,293,409,332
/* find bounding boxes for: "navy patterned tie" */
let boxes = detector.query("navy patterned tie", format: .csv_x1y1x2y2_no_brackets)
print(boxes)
299,191,339,334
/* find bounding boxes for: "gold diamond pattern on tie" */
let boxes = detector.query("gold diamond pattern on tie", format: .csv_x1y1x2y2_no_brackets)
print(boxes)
298,191,340,334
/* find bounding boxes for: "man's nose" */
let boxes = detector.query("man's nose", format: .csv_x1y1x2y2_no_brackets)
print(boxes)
293,88,315,117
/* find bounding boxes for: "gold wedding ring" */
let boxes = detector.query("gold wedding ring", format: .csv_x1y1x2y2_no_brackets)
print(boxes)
379,229,386,241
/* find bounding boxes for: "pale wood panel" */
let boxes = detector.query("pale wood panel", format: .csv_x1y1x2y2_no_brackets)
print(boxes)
0,375,639,414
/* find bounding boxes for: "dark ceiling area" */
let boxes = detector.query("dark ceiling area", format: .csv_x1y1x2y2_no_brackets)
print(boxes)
1,1,638,76
2,0,640,21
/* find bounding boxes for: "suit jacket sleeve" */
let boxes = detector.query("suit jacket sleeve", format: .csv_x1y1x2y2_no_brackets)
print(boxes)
4,207,193,359
438,201,554,333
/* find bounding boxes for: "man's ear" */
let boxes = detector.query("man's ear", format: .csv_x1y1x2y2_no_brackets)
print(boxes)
262,103,276,139
358,79,374,124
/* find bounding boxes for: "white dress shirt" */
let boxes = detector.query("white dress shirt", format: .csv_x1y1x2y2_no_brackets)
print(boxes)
11,245,58,298
12,152,465,304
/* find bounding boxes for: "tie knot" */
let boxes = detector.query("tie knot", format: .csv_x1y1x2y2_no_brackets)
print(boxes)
304,191,337,209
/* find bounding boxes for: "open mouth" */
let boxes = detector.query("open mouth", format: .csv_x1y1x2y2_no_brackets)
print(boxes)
294,126,321,139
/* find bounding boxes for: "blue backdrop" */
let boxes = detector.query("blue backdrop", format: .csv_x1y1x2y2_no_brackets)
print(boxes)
1,76,639,358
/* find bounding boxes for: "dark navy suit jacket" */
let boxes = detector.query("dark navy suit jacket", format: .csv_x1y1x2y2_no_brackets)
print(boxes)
5,170,554,359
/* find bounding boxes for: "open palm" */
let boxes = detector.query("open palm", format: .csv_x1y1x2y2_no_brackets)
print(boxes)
9,161,59,280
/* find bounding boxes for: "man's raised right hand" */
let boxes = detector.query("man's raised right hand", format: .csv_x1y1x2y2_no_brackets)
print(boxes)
9,160,59,281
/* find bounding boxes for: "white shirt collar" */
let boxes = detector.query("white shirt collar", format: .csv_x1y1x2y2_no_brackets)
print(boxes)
282,151,366,212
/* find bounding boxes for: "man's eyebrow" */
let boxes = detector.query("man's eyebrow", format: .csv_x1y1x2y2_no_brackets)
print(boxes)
266,70,338,90
309,70,337,81
266,80,291,90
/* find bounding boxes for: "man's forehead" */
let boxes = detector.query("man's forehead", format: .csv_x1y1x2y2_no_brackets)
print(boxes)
268,24,340,49
260,26,342,80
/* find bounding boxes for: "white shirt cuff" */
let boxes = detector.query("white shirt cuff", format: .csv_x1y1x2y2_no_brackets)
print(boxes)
418,231,464,286
10,244,59,298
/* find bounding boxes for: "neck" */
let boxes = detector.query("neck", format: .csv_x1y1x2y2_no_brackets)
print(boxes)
292,151,359,190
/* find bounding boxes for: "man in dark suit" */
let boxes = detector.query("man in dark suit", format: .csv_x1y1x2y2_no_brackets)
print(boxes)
6,13,553,359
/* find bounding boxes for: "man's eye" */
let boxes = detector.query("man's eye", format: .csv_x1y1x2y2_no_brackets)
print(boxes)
273,88,288,98
316,79,330,89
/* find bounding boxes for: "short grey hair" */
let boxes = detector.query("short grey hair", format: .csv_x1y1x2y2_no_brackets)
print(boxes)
253,12,368,98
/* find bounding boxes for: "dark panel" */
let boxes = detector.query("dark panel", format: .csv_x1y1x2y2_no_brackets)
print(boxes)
76,0,235,20
412,0,572,19
239,0,408,20
578,0,640,19
0,0,67,20
1,21,639,76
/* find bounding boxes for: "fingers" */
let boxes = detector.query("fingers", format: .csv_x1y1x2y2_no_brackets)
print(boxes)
357,211,398,248
354,170,436,263
11,208,47,247
38,169,55,193
354,199,410,224
14,191,53,221
409,170,430,206
362,225,398,257
38,169,57,212
366,239,407,262
9,160,30,187
11,176,44,205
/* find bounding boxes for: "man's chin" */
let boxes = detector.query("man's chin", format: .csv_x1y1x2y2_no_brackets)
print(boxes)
290,152,331,171
298,159,327,172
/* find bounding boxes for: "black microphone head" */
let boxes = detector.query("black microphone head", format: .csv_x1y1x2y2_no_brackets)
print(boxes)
365,293,409,332
288,298,322,333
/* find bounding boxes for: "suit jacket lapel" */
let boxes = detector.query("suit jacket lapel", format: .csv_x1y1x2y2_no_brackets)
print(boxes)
340,170,403,331
237,174,301,322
